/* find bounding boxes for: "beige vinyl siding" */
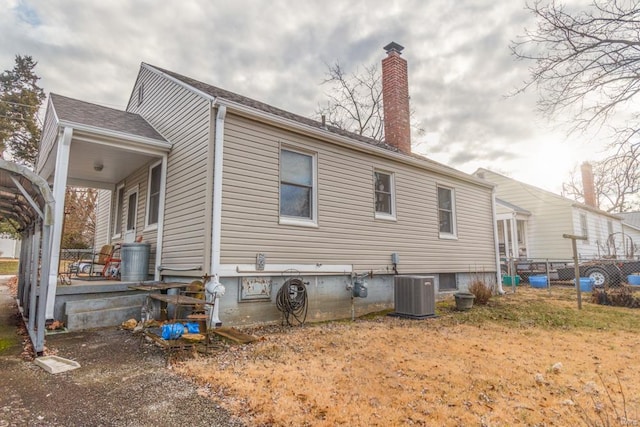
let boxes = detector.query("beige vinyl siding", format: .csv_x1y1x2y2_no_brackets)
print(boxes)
479,170,573,259
220,114,496,273
94,189,111,248
127,67,212,272
36,101,59,174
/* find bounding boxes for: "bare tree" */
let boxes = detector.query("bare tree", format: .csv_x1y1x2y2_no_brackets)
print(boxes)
512,1,640,145
563,148,640,212
62,187,97,249
316,62,385,141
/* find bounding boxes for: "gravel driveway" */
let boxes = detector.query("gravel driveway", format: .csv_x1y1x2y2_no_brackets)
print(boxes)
0,282,245,427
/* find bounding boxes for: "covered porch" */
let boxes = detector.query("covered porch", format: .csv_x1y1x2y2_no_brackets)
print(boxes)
495,198,531,259
37,94,171,322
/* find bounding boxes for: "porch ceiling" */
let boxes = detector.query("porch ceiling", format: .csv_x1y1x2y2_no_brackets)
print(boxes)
38,94,171,190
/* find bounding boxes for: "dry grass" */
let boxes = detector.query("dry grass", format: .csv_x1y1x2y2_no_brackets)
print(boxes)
176,287,640,426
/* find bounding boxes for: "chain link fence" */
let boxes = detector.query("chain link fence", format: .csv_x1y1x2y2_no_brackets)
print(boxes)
501,257,640,289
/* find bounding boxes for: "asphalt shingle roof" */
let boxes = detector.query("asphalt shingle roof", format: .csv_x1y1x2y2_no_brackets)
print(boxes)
149,64,398,151
50,93,166,142
147,64,489,184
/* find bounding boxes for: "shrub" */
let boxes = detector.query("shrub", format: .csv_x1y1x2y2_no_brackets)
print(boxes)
468,279,492,305
591,285,640,308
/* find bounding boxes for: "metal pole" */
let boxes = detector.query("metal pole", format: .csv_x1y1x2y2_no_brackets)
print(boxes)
545,259,551,295
572,239,582,309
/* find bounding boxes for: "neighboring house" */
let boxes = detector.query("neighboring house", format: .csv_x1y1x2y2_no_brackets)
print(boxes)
474,168,629,261
618,212,640,258
0,237,20,258
37,43,499,327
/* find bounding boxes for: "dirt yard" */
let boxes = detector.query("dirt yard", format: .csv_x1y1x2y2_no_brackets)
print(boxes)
177,287,640,426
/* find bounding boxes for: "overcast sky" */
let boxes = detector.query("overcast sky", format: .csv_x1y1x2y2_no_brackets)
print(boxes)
1,0,607,193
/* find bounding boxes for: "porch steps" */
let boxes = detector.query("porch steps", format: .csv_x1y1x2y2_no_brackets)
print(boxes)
64,294,147,331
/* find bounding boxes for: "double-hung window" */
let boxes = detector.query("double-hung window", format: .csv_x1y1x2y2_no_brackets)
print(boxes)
280,148,317,226
146,162,162,228
374,170,395,220
437,186,457,238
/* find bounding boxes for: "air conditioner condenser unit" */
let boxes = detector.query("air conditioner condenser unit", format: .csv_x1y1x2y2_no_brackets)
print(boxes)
390,275,436,319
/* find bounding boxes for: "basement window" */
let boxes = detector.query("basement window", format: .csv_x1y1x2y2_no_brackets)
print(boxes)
439,273,457,291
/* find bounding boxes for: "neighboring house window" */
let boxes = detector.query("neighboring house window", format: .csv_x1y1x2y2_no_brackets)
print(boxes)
112,185,124,237
146,162,162,227
280,148,317,226
437,186,456,237
439,273,457,291
607,220,614,237
580,213,589,242
374,171,395,219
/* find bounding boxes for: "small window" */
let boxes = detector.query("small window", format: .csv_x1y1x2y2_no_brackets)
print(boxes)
146,162,162,227
580,213,589,242
374,171,395,219
112,185,125,237
439,273,457,291
280,148,316,226
607,220,613,237
437,186,456,238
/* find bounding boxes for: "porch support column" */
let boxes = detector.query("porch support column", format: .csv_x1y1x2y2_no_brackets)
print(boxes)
510,213,518,259
46,126,72,319
501,219,509,257
28,220,41,332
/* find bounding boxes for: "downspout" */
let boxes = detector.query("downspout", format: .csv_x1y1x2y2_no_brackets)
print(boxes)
154,154,168,281
491,188,505,294
211,105,227,275
208,104,227,327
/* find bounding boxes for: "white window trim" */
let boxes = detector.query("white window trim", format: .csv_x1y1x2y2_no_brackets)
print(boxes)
437,185,457,239
374,169,397,221
278,145,318,228
144,160,162,231
111,183,125,239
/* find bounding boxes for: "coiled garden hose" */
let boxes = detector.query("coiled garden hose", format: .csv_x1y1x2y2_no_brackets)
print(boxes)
276,278,308,326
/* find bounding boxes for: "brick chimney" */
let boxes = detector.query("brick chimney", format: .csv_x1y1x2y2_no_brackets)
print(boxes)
581,162,597,208
382,42,411,153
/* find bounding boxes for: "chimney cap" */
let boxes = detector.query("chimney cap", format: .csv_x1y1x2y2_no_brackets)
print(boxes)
383,41,404,54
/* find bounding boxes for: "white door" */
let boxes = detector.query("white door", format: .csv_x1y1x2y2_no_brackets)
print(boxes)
124,189,138,243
